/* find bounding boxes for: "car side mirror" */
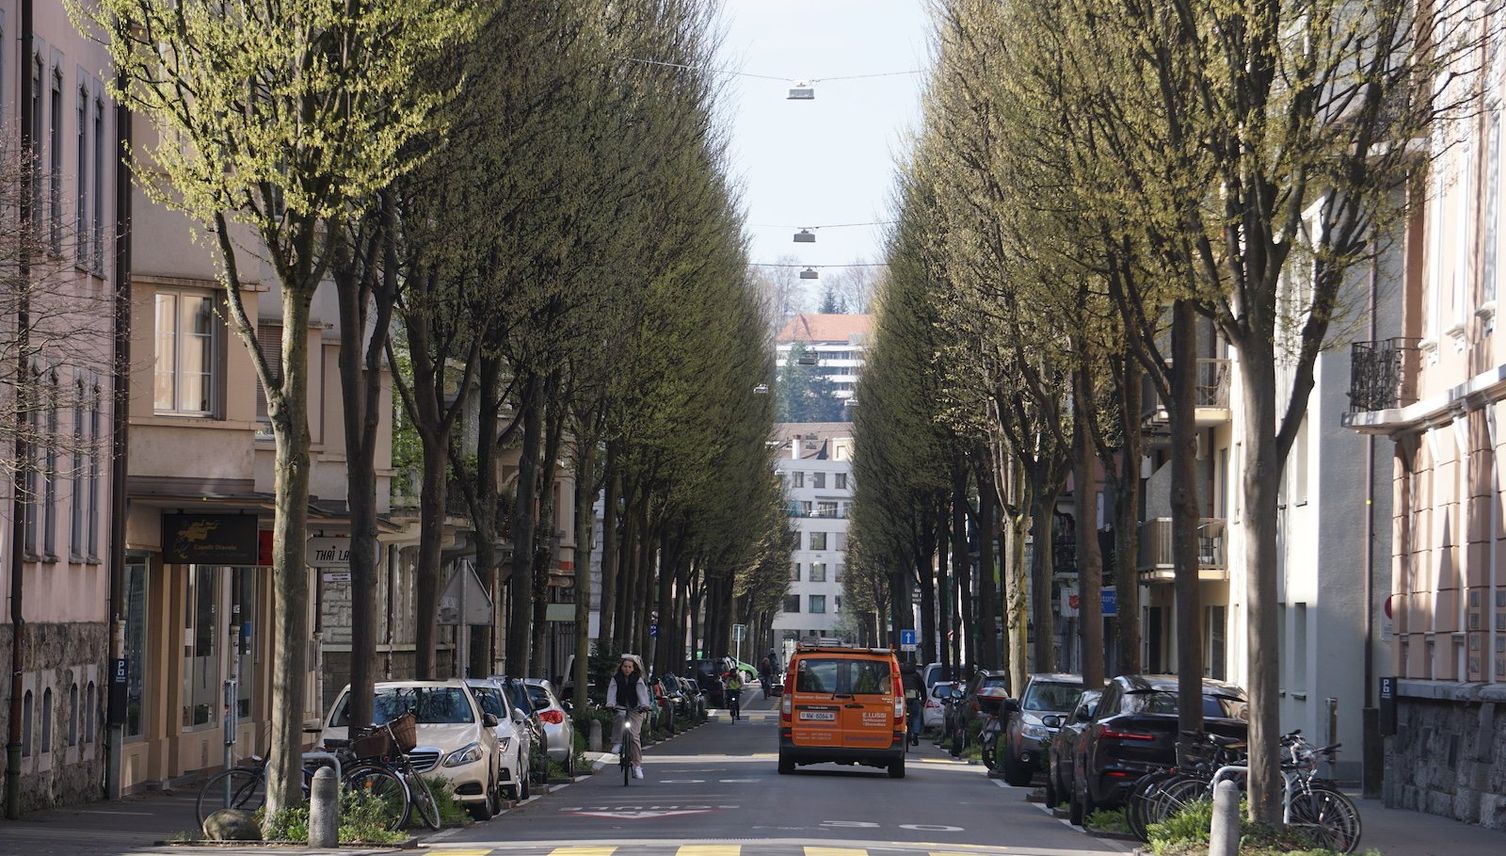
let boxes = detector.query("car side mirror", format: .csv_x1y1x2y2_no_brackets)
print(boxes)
1075,708,1091,723
1002,699,1020,714
513,707,530,723
1042,714,1063,728
482,713,499,728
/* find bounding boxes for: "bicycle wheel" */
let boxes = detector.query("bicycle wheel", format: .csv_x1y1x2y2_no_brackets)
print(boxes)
1126,772,1172,841
406,773,442,831
197,767,266,828
344,765,411,831
1290,786,1362,853
1145,776,1210,828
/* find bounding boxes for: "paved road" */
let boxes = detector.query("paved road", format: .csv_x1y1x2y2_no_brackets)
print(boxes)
428,696,1128,856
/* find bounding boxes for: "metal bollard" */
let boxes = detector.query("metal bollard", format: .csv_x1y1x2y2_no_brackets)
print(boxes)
588,719,603,753
1209,779,1240,856
308,767,338,847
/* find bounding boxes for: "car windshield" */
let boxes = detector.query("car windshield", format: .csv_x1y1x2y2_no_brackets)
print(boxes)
334,686,475,726
471,686,505,719
1128,690,1248,720
795,658,891,694
1022,681,1081,712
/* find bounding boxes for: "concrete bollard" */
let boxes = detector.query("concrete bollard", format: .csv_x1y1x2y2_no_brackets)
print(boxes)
1208,779,1240,856
588,719,603,753
308,766,339,848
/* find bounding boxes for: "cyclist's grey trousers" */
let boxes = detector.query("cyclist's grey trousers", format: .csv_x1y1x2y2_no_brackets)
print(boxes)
615,709,647,765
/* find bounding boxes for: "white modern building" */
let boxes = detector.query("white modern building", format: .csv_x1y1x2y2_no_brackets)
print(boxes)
772,424,855,642
775,314,871,408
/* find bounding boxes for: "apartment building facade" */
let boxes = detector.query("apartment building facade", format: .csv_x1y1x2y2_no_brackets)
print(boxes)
772,424,854,642
775,313,870,410
0,1,121,812
1341,15,1506,824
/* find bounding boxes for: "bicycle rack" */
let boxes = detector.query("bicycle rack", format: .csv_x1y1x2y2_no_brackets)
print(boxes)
302,751,342,784
1211,763,1247,788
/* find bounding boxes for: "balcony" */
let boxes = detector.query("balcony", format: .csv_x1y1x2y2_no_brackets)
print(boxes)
1142,358,1233,430
1344,338,1420,419
1136,518,1228,583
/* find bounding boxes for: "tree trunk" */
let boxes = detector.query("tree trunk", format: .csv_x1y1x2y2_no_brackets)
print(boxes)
1114,356,1143,675
952,462,973,669
530,404,563,677
916,517,938,667
1002,461,1030,696
615,494,639,651
1029,489,1059,673
973,456,999,670
468,353,503,678
652,539,676,674
571,435,597,709
505,381,542,676
1073,367,1105,689
415,425,447,679
936,501,953,675
597,448,619,651
1239,343,1282,825
1170,301,1204,745
265,291,314,819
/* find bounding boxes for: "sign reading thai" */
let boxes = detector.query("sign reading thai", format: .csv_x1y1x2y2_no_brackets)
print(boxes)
162,513,260,565
306,536,352,568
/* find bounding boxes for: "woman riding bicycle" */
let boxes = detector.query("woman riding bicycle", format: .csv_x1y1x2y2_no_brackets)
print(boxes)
606,653,652,780
726,669,743,721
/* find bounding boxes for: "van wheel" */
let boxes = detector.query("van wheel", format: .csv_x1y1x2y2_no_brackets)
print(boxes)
888,755,906,779
778,751,795,775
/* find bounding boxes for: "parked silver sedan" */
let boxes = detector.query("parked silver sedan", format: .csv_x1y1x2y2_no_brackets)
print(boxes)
522,678,577,775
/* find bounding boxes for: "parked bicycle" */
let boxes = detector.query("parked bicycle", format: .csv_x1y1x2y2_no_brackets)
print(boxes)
340,712,440,831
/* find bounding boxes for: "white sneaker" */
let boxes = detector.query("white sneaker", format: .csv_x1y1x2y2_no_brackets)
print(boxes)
610,743,621,755
632,765,644,779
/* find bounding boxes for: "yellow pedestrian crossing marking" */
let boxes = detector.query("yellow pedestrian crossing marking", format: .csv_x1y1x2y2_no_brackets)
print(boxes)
435,851,493,856
677,846,741,856
805,848,869,856
549,848,618,856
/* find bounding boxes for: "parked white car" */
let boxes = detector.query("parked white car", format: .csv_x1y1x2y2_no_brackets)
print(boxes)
463,678,532,800
321,680,502,820
522,678,576,773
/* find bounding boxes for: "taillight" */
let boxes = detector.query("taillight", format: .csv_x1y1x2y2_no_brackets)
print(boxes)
1101,729,1156,742
894,697,904,718
539,709,565,725
781,695,792,716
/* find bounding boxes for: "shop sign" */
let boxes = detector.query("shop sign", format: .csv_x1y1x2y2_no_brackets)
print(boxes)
163,513,260,565
306,536,352,568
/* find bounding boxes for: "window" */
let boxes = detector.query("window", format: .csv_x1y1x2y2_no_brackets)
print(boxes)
124,562,147,739
790,562,800,582
1486,108,1502,308
810,531,827,551
835,472,847,490
22,372,39,556
50,68,62,253
21,691,33,757
43,370,58,557
834,532,846,551
254,324,283,425
88,379,100,558
1205,605,1227,680
70,378,85,557
67,683,78,747
76,83,87,264
834,596,841,611
154,292,218,415
92,96,104,270
834,563,843,582
809,562,826,583
1292,603,1308,691
232,568,255,719
816,501,837,518
84,682,95,743
183,565,219,727
1456,136,1477,328
30,55,42,232
1294,418,1309,506
809,595,826,614
783,594,800,613
792,471,804,488
41,687,53,753
813,472,826,489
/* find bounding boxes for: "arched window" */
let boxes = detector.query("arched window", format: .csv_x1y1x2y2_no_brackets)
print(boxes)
21,691,33,757
68,683,79,747
40,687,53,754
84,682,96,743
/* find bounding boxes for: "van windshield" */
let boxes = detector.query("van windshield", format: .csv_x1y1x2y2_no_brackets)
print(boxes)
795,658,892,695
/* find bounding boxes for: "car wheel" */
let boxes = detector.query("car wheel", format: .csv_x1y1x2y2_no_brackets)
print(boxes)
519,755,531,800
888,754,906,779
1044,763,1058,807
486,772,501,817
563,750,574,778
1002,748,1034,786
778,750,795,775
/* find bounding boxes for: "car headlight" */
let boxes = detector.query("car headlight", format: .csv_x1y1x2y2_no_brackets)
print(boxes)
498,737,512,753
1022,724,1051,741
442,742,483,767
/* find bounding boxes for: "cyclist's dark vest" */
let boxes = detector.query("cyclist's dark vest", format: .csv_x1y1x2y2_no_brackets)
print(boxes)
613,670,641,703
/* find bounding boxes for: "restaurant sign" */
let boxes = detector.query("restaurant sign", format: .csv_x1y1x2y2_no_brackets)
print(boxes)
163,513,260,565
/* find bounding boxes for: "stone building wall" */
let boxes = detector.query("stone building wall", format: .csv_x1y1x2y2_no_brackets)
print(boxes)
1383,681,1506,831
0,622,110,813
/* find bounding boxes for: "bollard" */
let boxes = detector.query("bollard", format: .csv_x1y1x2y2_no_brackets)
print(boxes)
588,718,603,753
308,767,338,848
1208,779,1240,856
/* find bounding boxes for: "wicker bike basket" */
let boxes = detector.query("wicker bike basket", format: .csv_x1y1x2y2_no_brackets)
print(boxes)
387,711,418,753
348,728,393,760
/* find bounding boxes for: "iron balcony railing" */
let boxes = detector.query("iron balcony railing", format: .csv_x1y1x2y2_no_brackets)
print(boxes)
1141,358,1233,420
1347,338,1420,414
1136,518,1227,571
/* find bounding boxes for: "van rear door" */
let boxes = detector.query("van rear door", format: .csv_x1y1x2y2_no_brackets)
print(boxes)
837,657,895,749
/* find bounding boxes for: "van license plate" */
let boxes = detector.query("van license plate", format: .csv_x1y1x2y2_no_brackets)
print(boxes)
799,711,836,721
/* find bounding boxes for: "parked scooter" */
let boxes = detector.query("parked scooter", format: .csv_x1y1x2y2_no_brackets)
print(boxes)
978,710,1004,771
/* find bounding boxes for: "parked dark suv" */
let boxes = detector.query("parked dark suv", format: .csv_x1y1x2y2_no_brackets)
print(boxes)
1070,674,1247,824
999,673,1084,785
688,658,728,708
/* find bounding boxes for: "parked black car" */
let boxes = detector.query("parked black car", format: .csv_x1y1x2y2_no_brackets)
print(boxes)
1045,688,1101,807
1070,675,1248,824
688,658,728,707
1000,673,1084,785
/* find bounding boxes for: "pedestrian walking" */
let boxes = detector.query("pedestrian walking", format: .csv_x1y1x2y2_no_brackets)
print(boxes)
900,660,923,746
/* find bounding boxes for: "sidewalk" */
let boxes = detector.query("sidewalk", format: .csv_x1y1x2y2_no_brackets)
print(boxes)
1352,797,1505,856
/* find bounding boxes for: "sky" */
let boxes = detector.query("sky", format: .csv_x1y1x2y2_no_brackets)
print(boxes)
715,0,932,295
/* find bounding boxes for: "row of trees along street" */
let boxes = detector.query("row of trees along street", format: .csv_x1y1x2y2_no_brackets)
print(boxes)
848,0,1491,827
80,0,790,831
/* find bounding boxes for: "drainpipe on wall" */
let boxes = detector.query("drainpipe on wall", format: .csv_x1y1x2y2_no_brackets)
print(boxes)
6,0,36,822
104,38,133,801
1361,234,1381,798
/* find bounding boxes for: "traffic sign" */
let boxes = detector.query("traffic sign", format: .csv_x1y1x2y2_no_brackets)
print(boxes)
1102,586,1117,617
899,629,917,646
649,624,659,638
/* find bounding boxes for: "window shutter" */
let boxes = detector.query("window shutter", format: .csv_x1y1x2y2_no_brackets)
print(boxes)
255,325,283,421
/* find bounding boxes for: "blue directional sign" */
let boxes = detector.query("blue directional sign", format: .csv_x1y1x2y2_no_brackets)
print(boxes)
1102,587,1117,617
649,624,659,638
900,628,917,647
